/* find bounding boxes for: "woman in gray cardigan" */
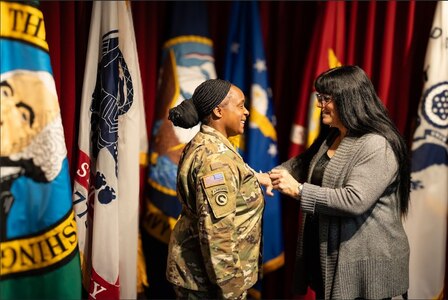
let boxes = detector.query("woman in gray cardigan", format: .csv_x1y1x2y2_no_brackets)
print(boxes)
269,66,411,299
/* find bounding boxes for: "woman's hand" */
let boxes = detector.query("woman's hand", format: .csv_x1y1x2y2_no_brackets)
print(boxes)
255,172,274,196
269,168,300,199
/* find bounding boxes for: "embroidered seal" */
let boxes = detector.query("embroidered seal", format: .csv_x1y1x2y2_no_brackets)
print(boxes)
215,193,228,206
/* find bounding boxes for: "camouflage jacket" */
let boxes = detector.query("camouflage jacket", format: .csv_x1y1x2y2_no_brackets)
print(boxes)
166,125,264,299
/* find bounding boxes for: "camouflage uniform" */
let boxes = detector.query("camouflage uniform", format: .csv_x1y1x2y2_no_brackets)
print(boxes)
167,125,264,299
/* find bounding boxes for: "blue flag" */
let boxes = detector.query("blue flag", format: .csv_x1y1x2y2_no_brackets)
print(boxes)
0,1,81,298
141,2,217,297
223,0,284,296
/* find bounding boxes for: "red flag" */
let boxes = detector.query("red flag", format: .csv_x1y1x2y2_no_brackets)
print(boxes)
288,3,346,300
289,1,345,157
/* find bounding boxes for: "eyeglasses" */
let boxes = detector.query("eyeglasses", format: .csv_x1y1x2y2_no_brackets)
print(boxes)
316,93,333,106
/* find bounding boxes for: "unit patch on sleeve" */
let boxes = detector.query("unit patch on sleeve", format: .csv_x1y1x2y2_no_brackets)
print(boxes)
211,186,228,195
201,172,235,219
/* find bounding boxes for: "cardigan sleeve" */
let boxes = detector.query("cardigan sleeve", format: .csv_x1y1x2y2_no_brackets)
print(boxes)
278,156,308,182
277,130,330,183
300,135,399,217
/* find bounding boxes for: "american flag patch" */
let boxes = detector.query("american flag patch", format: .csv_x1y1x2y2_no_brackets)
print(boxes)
202,172,225,188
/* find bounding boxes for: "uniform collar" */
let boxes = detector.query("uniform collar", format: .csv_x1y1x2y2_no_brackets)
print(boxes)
200,124,242,159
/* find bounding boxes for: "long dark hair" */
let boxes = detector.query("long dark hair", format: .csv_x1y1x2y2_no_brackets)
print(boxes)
314,65,410,216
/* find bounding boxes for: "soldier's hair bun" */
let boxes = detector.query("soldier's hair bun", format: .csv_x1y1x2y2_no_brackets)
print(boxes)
168,79,232,128
168,99,199,128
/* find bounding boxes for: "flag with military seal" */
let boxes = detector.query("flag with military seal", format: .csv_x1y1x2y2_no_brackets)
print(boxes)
141,2,216,297
71,1,148,299
0,0,81,299
404,2,448,299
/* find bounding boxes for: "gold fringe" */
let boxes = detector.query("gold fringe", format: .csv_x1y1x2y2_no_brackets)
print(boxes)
137,232,149,292
263,252,285,274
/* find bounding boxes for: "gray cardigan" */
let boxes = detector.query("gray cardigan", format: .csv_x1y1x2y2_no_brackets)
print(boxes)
282,131,409,299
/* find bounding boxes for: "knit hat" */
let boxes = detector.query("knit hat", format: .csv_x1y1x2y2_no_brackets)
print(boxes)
168,79,232,128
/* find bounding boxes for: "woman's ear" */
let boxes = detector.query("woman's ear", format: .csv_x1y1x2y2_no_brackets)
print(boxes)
212,106,223,118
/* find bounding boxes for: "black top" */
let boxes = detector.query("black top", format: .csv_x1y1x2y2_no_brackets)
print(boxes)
311,152,331,186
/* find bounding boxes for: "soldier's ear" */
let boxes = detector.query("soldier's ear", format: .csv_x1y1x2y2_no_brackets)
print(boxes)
212,106,223,118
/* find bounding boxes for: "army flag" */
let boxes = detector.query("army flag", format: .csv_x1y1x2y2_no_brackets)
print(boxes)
223,1,284,297
71,1,147,299
141,1,216,297
289,1,345,156
0,1,81,299
403,2,448,299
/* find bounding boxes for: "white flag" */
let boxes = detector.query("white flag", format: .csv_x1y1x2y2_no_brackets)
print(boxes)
72,2,147,299
404,2,448,299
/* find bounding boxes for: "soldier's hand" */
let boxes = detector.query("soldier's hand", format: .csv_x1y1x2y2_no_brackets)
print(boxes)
255,172,274,196
265,184,274,197
269,168,300,199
